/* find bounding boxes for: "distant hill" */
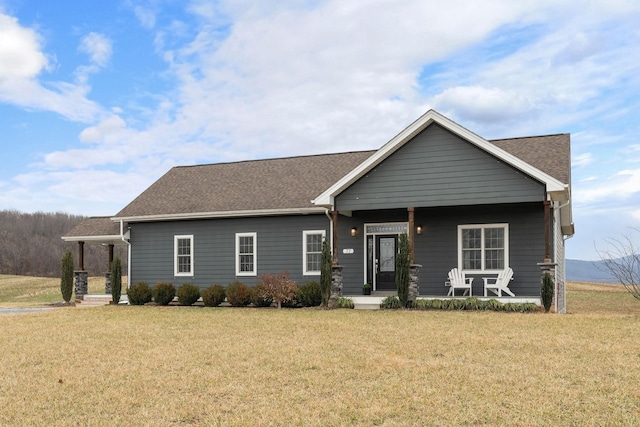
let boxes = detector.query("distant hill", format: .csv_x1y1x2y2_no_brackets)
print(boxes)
0,210,126,277
566,259,619,283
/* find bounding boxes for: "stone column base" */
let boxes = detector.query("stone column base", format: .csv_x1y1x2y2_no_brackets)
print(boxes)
328,265,343,309
408,264,422,303
74,270,89,300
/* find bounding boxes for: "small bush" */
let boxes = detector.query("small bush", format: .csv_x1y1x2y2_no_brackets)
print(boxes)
177,284,200,306
297,281,322,307
201,285,226,307
334,296,354,309
250,283,273,307
153,282,176,306
128,282,152,305
226,281,251,307
463,297,481,311
380,296,401,309
258,272,298,309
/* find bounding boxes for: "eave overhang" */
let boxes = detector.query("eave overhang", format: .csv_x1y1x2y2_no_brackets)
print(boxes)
113,207,327,223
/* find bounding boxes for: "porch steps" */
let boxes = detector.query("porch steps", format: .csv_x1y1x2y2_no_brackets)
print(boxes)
351,296,385,310
76,294,129,307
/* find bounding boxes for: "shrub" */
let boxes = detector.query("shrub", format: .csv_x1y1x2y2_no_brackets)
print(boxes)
297,281,322,307
380,295,401,309
177,284,200,306
258,272,298,309
201,285,226,307
320,239,332,307
111,257,122,304
128,282,152,305
226,281,251,307
250,283,273,307
153,282,176,306
463,297,481,311
60,248,74,303
396,233,410,307
541,272,554,313
334,296,354,309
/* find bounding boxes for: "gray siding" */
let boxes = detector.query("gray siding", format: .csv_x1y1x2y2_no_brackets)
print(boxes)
336,124,546,211
129,214,330,288
337,203,545,297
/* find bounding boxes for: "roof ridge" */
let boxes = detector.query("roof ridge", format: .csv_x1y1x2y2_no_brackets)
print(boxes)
174,149,377,169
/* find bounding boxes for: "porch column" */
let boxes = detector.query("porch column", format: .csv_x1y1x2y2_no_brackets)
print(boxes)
408,207,415,263
544,200,551,262
77,241,85,271
331,210,339,265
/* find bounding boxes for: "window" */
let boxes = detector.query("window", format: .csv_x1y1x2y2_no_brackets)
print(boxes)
174,235,194,276
236,232,257,276
303,230,325,275
458,224,508,272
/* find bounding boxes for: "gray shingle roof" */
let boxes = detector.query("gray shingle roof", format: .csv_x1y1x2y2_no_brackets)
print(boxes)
115,151,375,218
490,133,571,185
114,131,570,219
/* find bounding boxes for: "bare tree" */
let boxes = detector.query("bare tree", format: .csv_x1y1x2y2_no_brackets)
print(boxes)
597,228,640,300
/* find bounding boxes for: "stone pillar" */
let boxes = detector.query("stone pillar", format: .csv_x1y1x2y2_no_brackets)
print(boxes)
74,270,88,300
105,272,112,294
408,264,422,303
328,265,343,308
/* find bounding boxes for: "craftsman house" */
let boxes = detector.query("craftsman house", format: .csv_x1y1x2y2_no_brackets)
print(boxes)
63,110,574,308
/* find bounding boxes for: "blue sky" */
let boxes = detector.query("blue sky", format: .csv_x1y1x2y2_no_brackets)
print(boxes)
1,0,639,261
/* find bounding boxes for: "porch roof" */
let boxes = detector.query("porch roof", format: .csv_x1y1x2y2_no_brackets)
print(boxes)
62,216,127,245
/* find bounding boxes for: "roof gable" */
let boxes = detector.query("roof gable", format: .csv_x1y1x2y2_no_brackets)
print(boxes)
313,110,569,207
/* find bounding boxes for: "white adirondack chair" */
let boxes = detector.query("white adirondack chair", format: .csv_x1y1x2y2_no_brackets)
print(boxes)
445,268,473,296
483,268,515,297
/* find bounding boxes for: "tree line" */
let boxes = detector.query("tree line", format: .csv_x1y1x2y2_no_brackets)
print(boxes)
0,210,126,277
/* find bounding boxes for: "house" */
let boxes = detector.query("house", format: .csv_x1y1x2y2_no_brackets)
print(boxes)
63,110,574,310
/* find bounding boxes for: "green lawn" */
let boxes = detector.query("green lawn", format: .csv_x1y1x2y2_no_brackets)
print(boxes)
0,277,638,426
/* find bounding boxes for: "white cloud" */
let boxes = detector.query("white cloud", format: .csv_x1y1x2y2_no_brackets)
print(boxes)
78,32,112,67
0,13,104,122
573,153,594,168
0,14,48,79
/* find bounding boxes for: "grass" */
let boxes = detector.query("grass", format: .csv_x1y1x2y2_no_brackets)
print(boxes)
0,274,127,307
0,278,638,426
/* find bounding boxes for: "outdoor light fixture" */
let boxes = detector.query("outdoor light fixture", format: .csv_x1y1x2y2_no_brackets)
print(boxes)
350,227,358,237
416,225,423,235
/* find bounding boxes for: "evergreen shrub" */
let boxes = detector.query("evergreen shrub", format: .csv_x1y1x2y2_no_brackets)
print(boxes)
380,295,401,309
226,281,251,307
297,281,322,307
153,282,176,305
111,257,122,304
177,284,200,306
128,282,152,305
201,285,226,307
60,248,74,303
541,272,554,313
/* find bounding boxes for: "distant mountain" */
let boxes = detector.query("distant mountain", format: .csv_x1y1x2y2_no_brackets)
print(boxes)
566,259,619,283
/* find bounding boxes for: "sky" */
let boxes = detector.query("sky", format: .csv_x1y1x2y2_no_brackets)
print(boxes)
0,0,639,261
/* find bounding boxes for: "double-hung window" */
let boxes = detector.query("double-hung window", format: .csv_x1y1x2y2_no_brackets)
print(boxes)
303,230,325,275
458,224,508,272
174,235,194,276
236,232,257,276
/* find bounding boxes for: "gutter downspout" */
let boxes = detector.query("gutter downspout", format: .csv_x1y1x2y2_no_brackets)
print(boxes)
324,208,333,253
120,220,131,288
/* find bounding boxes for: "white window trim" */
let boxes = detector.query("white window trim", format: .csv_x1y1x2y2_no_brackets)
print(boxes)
236,232,257,276
303,230,326,276
174,235,194,277
457,224,509,273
